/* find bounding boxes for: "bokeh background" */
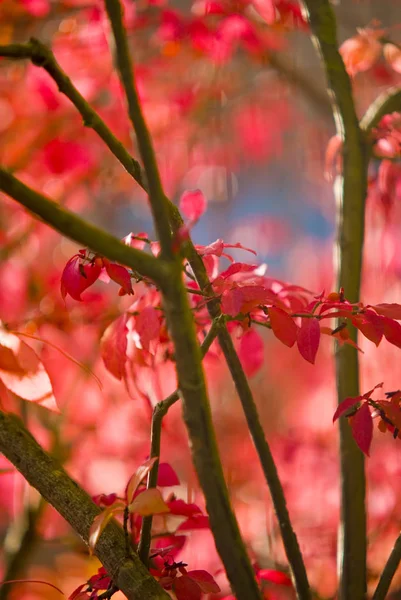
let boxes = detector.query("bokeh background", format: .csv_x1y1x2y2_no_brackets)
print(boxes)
1,1,401,598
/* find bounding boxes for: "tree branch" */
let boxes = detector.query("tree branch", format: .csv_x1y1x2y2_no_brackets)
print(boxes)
360,87,401,134
301,2,369,599
0,411,170,600
167,206,311,599
0,39,147,191
103,0,172,257
372,533,401,600
137,316,224,566
0,169,167,286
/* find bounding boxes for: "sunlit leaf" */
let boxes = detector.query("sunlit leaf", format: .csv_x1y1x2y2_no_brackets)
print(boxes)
129,488,169,516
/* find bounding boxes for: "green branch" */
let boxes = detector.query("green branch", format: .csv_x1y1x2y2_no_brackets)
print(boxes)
301,2,368,599
0,169,167,286
167,205,310,599
103,0,172,256
360,87,401,133
137,316,224,566
0,411,170,600
0,39,147,191
372,533,401,600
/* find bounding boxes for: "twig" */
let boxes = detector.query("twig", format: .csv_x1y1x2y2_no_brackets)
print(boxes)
360,87,401,133
372,533,401,600
301,2,368,598
103,0,172,256
0,411,170,600
137,317,223,565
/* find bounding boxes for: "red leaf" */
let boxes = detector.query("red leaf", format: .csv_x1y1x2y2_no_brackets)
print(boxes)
268,307,298,348
258,569,292,587
351,402,373,456
352,310,383,346
297,318,320,364
100,315,128,380
333,396,361,422
61,255,101,301
180,189,207,221
382,316,401,348
187,570,221,593
238,329,264,377
167,499,203,517
173,576,202,600
373,303,401,320
177,515,210,531
157,463,180,486
104,262,133,295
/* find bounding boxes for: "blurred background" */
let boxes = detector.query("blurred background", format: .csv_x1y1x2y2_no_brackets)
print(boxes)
1,1,401,598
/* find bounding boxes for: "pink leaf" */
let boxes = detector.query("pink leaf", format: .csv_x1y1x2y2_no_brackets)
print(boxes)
351,402,373,456
135,306,160,351
104,261,133,295
187,570,221,593
238,329,264,377
373,303,401,320
333,396,361,422
268,307,298,348
0,330,58,412
20,0,50,17
157,463,180,486
100,315,128,380
129,488,170,516
179,189,207,221
173,576,202,600
297,318,320,364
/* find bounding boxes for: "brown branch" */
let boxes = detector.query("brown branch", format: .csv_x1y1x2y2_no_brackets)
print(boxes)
0,410,170,600
372,533,401,600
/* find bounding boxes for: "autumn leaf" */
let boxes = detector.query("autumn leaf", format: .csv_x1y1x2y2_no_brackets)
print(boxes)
100,315,128,380
126,457,158,504
268,306,298,347
297,318,320,364
128,488,170,516
350,402,373,456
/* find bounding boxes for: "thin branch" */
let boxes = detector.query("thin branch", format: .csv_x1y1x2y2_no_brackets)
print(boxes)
0,39,147,191
372,533,401,600
360,87,401,134
137,316,224,566
301,2,368,599
167,206,311,599
0,411,170,600
0,169,167,287
103,0,172,257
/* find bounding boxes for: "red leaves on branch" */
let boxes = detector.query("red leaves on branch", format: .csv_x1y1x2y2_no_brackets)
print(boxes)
100,315,128,380
179,189,207,221
334,383,384,456
61,250,133,301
